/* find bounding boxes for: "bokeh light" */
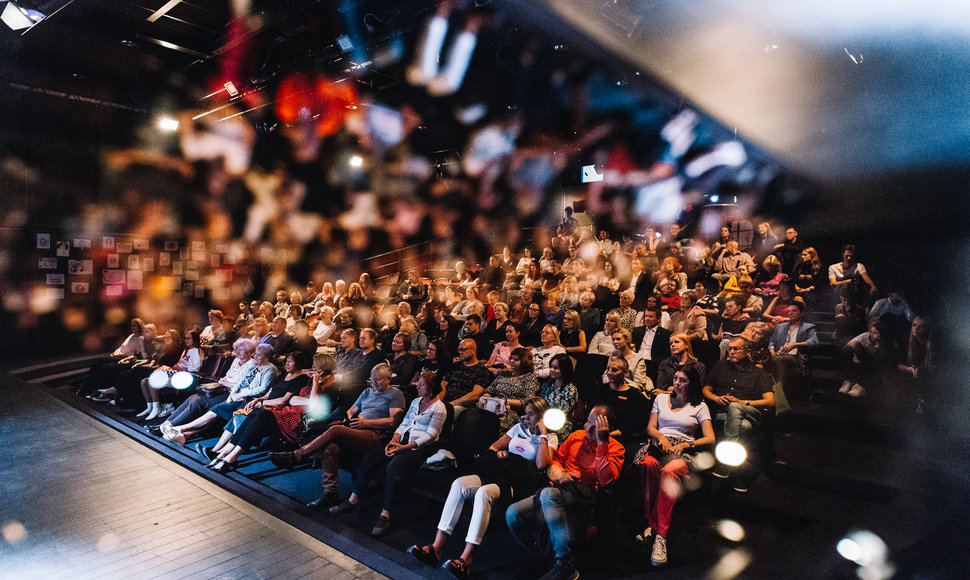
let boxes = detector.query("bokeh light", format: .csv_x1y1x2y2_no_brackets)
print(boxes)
543,408,566,431
715,441,747,466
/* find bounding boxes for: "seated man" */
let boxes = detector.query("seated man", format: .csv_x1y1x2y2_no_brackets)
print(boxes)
441,338,493,411
460,314,494,361
712,241,756,285
767,300,818,415
702,337,774,492
505,405,624,580
268,363,405,509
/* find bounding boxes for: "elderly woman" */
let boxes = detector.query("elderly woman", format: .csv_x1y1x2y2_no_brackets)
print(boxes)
330,372,448,537
408,396,557,578
269,363,406,510
480,347,540,431
141,329,203,421
201,352,313,473
159,343,278,444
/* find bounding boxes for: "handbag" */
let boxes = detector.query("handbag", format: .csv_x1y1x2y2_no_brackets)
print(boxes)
197,382,229,398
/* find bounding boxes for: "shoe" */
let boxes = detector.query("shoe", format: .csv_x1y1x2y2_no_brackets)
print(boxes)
733,481,749,493
268,451,302,469
839,380,852,394
196,444,218,463
407,545,440,568
712,467,730,479
163,427,186,446
442,557,471,580
158,403,174,418
306,494,339,510
135,407,151,418
211,461,235,474
847,383,866,397
90,393,113,403
539,558,579,580
371,515,391,537
329,499,359,515
146,425,163,436
650,535,667,567
634,526,654,546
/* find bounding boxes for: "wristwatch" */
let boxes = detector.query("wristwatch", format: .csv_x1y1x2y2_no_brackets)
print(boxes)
744,401,751,406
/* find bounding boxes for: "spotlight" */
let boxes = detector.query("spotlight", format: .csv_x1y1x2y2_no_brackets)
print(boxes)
1,2,44,31
710,194,720,203
543,409,566,432
148,369,170,388
157,116,179,131
170,371,194,390
837,530,893,579
348,155,363,168
224,81,239,97
715,441,747,466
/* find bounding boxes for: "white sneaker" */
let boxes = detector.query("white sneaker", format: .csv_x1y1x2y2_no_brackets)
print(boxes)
158,403,174,418
839,380,852,394
163,427,186,446
848,383,866,397
144,406,161,421
650,535,667,567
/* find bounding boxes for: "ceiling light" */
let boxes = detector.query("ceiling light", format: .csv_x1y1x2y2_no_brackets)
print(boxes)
1,2,44,31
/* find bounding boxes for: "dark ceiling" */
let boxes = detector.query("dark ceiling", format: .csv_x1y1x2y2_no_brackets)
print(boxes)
1,0,967,236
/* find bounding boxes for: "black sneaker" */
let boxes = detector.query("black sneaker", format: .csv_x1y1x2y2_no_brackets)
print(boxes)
146,425,163,436
539,558,579,580
196,443,218,463
306,494,339,510
268,451,302,469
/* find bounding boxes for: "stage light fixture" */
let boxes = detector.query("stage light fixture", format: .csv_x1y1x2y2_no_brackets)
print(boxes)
1,1,44,31
224,81,238,97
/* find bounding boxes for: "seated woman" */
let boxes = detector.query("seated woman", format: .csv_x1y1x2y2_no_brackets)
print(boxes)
479,347,539,432
330,372,447,538
485,322,523,375
636,366,716,566
140,330,204,420
159,343,277,444
533,325,566,379
91,323,159,403
116,327,181,411
407,396,557,578
537,353,579,441
754,255,785,297
655,333,707,395
793,247,822,294
667,290,707,341
268,363,406,510
79,317,145,397
587,311,621,355
201,351,312,473
601,327,650,394
653,256,688,295
559,310,588,356
388,332,420,399
762,279,798,325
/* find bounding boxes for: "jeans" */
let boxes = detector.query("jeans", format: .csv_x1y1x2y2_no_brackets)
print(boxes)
506,486,574,561
722,402,763,442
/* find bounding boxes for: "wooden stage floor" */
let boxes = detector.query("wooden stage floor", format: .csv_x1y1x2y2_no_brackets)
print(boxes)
0,373,386,580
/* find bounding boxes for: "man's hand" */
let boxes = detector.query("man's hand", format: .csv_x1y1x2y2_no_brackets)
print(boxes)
349,416,369,429
555,470,578,484
778,344,794,355
595,414,610,444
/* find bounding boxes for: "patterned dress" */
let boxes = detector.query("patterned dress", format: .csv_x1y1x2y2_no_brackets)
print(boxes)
537,380,579,440
485,373,539,431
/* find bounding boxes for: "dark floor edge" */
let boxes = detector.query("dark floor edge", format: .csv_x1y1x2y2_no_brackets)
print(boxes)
14,372,426,580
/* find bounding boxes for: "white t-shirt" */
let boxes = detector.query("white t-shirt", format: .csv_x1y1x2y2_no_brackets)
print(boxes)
828,262,867,282
506,423,559,462
652,393,711,441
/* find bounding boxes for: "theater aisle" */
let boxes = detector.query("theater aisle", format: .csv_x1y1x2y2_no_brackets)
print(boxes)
0,373,386,580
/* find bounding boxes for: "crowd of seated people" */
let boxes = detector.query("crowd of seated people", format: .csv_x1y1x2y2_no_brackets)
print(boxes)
78,218,936,579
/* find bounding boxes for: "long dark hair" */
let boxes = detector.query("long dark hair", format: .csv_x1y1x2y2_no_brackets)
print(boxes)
676,365,704,406
550,353,574,385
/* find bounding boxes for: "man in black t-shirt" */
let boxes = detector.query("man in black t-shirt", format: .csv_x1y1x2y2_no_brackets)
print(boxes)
442,338,492,409
703,337,774,443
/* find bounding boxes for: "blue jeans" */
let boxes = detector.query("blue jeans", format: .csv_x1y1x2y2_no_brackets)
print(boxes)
505,486,574,562
722,402,763,442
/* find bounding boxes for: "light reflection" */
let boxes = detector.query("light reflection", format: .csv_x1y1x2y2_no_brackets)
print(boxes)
2,521,26,543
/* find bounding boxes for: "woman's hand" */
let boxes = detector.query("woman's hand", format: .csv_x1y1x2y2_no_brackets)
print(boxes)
671,442,691,454
385,440,404,456
657,435,672,452
496,450,509,459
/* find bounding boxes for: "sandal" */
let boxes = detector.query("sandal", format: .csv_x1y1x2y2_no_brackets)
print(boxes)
442,558,470,580
406,544,439,568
